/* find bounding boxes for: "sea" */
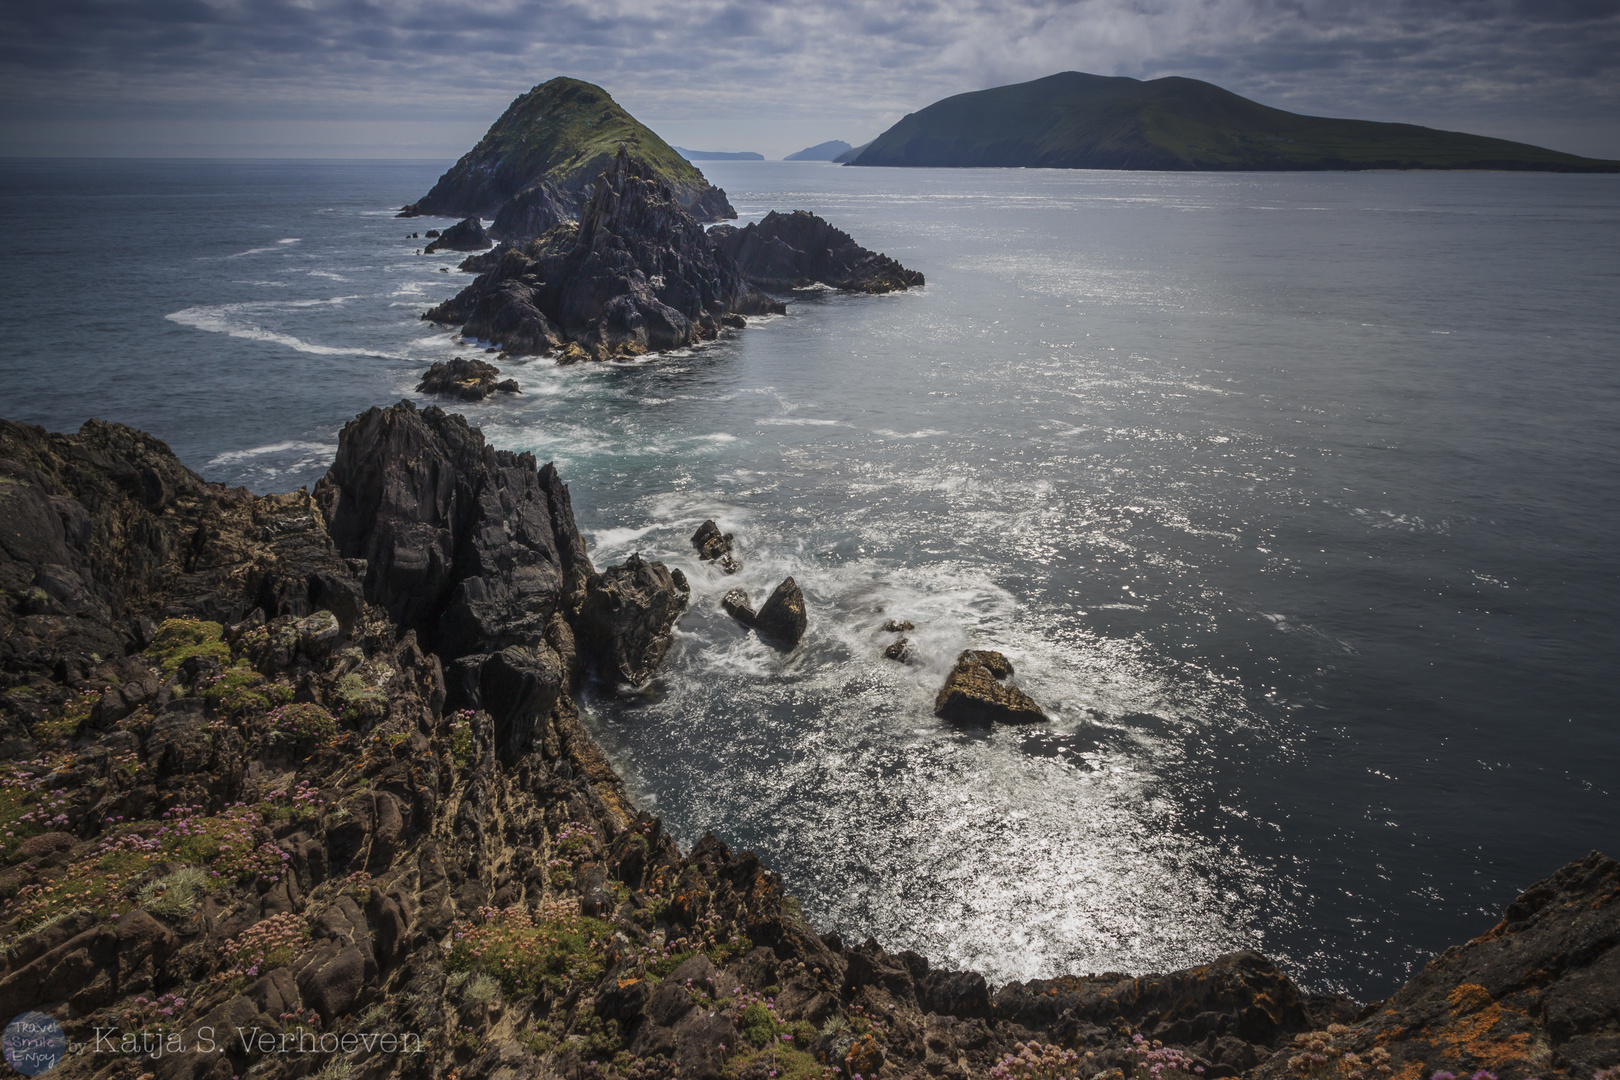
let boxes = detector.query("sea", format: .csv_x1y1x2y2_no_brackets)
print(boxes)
1,158,1615,1001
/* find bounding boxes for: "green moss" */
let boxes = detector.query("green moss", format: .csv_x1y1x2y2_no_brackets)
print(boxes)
147,618,230,676
333,673,387,726
722,1044,831,1080
199,664,282,716
446,909,614,998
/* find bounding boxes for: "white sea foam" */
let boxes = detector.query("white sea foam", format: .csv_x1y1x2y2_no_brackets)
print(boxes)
227,238,301,258
166,298,407,359
207,440,335,468
757,417,848,427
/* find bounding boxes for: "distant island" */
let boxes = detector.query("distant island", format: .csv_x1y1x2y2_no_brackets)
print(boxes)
785,140,852,161
847,70,1620,172
399,77,736,232
673,147,765,161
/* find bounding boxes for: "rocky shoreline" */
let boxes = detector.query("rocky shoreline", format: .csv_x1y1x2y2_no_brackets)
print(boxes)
0,405,1614,1080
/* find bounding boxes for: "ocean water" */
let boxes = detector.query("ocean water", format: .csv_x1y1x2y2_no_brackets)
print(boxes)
1,158,1616,999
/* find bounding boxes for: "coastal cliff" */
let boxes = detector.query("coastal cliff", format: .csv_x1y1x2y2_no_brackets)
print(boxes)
0,406,1614,1080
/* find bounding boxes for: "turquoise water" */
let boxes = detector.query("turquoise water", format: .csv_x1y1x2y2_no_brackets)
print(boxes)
2,159,1616,997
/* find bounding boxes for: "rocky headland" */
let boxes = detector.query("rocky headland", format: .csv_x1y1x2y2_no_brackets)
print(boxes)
422,151,923,363
1,405,1615,1080
399,78,736,235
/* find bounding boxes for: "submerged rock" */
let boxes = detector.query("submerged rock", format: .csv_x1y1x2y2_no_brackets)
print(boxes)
708,209,924,293
424,216,493,254
578,553,690,685
934,649,1045,723
690,519,739,573
881,618,915,632
415,357,520,402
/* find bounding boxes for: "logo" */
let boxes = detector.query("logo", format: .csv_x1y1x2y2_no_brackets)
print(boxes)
3,1012,66,1075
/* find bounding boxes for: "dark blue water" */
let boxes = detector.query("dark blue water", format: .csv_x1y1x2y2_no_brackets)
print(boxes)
2,158,1616,999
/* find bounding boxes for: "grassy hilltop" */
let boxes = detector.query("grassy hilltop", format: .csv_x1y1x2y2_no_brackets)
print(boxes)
408,77,730,220
851,71,1620,172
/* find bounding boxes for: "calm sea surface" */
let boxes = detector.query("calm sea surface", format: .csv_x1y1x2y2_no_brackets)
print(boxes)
1,159,1616,999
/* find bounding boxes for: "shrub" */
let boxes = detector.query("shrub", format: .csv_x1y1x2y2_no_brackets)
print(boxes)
266,702,338,742
446,901,613,998
148,618,230,675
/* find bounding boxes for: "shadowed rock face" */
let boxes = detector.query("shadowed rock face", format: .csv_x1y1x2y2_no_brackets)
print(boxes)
934,649,1046,723
577,553,690,685
424,150,783,362
707,210,925,293
424,217,493,254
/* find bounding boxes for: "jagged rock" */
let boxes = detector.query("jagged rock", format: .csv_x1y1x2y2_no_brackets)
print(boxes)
934,649,1045,723
423,149,783,360
578,553,690,685
708,210,924,293
882,618,914,633
312,402,594,757
723,577,806,648
1251,851,1620,1080
690,519,739,573
883,636,910,661
424,216,492,254
489,178,574,243
415,357,520,402
424,229,441,238
759,579,804,645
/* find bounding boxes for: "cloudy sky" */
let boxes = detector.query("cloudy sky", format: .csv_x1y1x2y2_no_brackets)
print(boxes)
2,0,1617,160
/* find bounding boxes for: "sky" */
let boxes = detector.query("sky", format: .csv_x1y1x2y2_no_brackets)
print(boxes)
2,0,1618,161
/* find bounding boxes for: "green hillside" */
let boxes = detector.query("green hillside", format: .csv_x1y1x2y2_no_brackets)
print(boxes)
408,77,730,219
851,72,1619,172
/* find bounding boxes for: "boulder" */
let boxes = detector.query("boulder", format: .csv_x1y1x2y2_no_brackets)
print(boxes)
934,649,1045,723
577,553,690,685
708,210,924,293
883,636,910,661
723,577,806,648
881,619,914,633
423,216,493,254
690,519,739,573
415,357,520,402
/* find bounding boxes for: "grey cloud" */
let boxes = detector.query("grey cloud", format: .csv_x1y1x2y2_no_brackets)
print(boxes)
0,0,1615,157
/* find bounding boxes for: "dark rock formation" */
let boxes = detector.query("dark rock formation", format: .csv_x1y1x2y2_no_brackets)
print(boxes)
424,216,493,254
883,637,910,661
424,149,783,362
489,179,574,243
882,618,914,632
4,407,1615,1080
415,357,520,401
935,649,1046,723
690,519,739,573
708,210,924,293
1253,850,1620,1080
577,553,690,685
425,229,441,238
722,577,807,648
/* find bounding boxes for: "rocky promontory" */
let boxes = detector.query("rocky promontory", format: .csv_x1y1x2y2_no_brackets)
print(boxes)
1,406,1614,1080
424,149,784,361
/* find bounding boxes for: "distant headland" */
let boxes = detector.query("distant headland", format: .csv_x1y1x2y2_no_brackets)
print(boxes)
844,71,1620,173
